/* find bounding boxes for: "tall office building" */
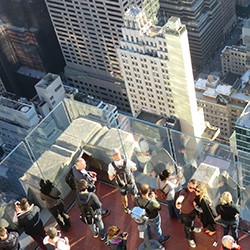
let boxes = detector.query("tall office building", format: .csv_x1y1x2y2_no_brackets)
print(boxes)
235,102,250,185
159,0,236,68
117,8,205,136
45,0,157,113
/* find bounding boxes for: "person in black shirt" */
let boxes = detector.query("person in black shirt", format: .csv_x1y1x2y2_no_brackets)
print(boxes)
77,179,106,240
216,191,239,243
15,198,47,250
0,226,20,250
73,157,110,217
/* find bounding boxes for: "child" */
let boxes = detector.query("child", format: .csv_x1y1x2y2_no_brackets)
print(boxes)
106,226,128,250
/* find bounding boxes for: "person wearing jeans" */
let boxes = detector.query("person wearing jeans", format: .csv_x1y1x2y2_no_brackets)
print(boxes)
135,183,170,244
77,179,106,240
216,192,239,243
176,179,201,248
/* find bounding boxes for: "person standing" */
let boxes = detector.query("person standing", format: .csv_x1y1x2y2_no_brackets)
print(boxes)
43,227,70,250
195,183,216,236
108,148,138,213
0,226,20,250
216,192,239,243
39,179,70,232
15,198,47,250
135,183,170,245
175,179,201,248
77,179,106,240
73,157,110,216
157,169,181,219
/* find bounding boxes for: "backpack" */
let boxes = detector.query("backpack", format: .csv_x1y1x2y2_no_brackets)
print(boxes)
79,196,96,224
65,168,76,190
111,160,133,188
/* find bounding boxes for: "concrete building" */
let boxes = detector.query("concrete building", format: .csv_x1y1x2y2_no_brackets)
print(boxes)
159,0,236,68
0,96,40,153
35,73,66,116
221,45,250,76
117,8,205,137
45,0,158,113
195,72,250,144
221,20,250,76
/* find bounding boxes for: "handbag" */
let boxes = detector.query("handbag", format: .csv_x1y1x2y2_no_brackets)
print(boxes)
154,179,169,200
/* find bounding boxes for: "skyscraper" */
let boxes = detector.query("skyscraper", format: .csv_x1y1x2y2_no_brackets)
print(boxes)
45,0,156,113
117,8,205,136
159,0,236,68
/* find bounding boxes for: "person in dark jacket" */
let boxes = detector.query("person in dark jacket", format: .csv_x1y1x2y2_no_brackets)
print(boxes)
216,192,239,243
15,198,47,250
195,183,216,236
0,226,20,250
73,157,110,217
77,179,106,240
39,179,70,231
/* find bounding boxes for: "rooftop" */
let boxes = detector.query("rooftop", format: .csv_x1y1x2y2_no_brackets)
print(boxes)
0,99,250,249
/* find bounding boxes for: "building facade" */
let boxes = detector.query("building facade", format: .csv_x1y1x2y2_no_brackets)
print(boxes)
117,8,205,136
195,73,250,144
221,45,249,76
45,0,157,113
159,0,236,68
0,96,40,153
235,102,250,186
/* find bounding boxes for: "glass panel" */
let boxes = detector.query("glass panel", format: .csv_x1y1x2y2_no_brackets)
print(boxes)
25,102,70,160
0,142,38,227
113,114,174,189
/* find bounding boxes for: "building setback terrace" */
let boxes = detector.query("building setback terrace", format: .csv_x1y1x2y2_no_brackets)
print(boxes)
0,98,250,249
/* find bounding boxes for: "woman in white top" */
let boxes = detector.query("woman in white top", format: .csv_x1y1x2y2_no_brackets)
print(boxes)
157,169,181,219
43,227,70,250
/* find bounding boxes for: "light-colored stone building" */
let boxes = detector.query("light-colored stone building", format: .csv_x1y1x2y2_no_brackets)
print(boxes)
44,0,157,113
117,8,205,137
221,45,249,76
159,0,236,68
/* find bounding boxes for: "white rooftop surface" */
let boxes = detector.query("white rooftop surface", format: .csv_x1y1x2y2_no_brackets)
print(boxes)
216,84,232,96
230,92,250,102
203,87,218,98
195,78,207,90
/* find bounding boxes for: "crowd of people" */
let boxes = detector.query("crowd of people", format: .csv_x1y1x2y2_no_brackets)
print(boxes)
0,148,243,250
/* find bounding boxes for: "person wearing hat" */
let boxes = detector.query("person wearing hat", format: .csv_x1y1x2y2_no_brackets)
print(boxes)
108,148,138,214
0,226,20,250
43,227,70,250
